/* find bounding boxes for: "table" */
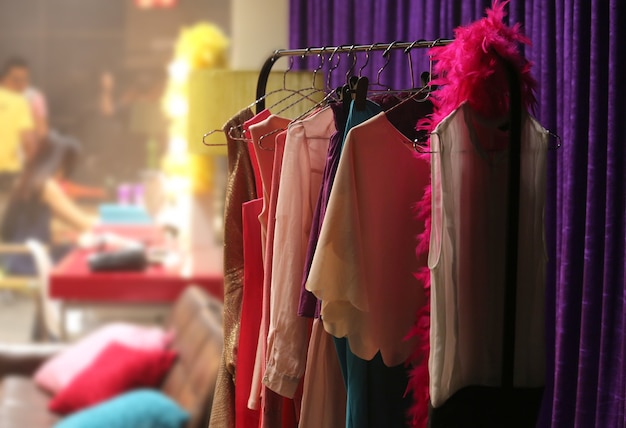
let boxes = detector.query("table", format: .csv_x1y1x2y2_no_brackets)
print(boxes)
49,225,223,337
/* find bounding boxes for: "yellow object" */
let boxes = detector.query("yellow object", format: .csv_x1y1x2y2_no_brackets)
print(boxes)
188,154,215,193
174,24,229,70
0,88,34,172
161,152,214,194
162,23,229,125
161,22,229,194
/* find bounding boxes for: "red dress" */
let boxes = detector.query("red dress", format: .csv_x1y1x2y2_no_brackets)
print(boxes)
235,198,264,428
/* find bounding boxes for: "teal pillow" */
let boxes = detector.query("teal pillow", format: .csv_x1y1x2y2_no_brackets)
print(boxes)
55,389,189,428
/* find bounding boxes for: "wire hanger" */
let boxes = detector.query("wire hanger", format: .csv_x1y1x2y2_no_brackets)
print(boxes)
243,50,322,112
548,130,562,150
357,43,374,78
311,47,327,91
371,40,400,92
338,45,359,110
326,45,344,90
355,41,430,110
345,44,359,85
405,39,426,90
269,45,344,128
202,128,225,146
215,53,326,146
380,40,440,153
256,47,347,151
383,38,439,115
227,122,248,143
273,47,331,116
421,38,440,100
353,43,380,111
256,129,281,151
267,53,325,110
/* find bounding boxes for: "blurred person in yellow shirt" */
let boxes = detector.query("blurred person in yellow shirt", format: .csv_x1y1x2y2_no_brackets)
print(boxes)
0,58,37,191
2,57,49,141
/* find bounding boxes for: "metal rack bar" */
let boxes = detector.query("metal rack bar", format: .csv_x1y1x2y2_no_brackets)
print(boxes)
255,39,453,114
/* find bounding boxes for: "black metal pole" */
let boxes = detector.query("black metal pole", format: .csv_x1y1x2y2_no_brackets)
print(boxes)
255,53,280,114
501,58,522,392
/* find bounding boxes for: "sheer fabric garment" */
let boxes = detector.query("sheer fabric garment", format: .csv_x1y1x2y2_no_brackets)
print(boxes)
428,103,548,408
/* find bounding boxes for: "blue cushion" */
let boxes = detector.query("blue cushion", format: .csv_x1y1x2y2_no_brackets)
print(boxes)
98,204,153,225
55,389,189,428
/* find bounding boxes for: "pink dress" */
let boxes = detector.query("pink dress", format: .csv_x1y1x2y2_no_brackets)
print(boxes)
250,115,291,251
248,118,289,412
248,117,296,427
259,131,297,428
243,109,271,197
264,107,335,398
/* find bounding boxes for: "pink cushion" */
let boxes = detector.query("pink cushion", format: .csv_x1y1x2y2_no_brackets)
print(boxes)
34,323,173,394
49,342,177,414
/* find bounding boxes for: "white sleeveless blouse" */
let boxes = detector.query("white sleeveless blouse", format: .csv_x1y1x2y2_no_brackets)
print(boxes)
428,102,548,407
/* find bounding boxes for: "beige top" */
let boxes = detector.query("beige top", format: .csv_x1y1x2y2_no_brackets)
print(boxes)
307,112,430,367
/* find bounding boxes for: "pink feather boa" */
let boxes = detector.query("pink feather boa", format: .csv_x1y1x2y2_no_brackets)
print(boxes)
405,2,537,426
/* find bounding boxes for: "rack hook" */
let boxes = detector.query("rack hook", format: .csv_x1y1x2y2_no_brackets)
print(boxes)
312,46,328,89
404,39,426,89
345,44,357,83
358,43,377,77
548,130,562,150
412,137,434,154
326,45,343,91
282,55,295,90
258,128,283,151
422,38,442,99
299,47,312,75
376,41,400,88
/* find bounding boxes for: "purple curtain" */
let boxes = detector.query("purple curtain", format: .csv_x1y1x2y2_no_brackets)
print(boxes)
289,1,626,427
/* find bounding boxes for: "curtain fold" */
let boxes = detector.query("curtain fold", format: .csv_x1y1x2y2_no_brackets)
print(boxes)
289,1,626,426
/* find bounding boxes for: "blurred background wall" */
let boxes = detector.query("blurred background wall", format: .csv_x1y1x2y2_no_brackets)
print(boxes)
0,0,229,129
0,0,230,187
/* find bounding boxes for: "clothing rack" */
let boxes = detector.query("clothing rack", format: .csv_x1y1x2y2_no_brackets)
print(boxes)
254,40,453,114
253,39,525,406
501,57,522,397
